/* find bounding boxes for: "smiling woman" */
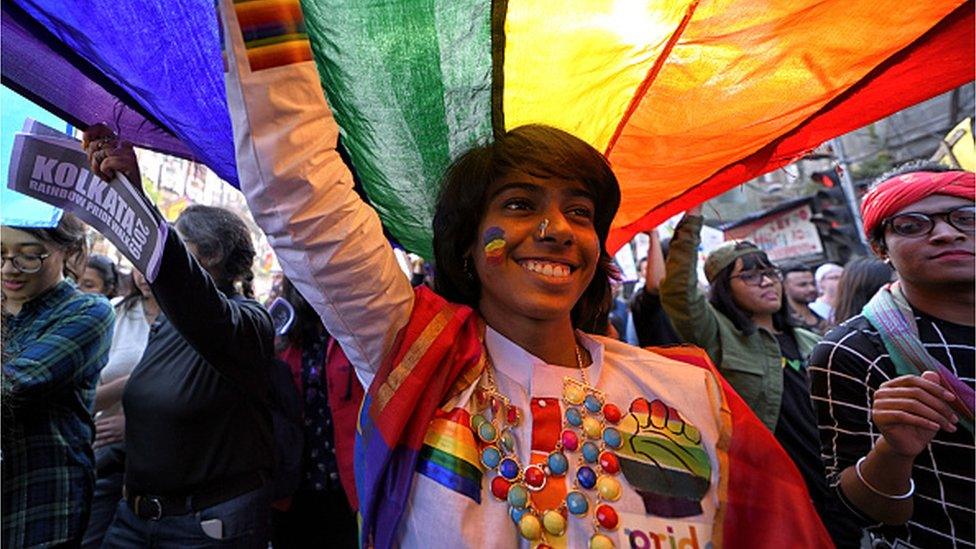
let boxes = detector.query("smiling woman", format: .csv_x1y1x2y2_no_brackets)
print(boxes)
216,1,832,546
1,214,115,548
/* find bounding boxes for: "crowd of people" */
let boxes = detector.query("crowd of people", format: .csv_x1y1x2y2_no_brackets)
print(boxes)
1,5,973,548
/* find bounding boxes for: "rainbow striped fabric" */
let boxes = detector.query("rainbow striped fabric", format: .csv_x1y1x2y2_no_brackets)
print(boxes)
297,0,972,256
416,408,484,502
233,0,311,71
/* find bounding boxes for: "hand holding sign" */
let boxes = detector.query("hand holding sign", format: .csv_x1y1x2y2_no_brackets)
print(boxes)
82,124,141,190
8,119,167,281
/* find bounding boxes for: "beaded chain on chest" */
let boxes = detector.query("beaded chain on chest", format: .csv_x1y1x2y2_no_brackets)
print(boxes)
471,345,625,549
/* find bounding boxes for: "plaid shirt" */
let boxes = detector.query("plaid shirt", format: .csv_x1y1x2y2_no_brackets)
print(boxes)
810,311,975,548
2,280,114,548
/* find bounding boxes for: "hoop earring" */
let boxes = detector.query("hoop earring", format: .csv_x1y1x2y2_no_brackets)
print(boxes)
463,256,475,280
538,218,550,239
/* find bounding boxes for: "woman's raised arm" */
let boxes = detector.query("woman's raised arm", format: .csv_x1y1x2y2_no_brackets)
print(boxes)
219,1,413,386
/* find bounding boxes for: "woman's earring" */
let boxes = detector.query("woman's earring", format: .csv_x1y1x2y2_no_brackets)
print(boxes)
538,218,550,239
463,256,475,280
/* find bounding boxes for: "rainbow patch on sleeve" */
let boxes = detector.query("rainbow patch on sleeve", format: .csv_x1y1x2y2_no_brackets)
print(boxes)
416,407,484,503
234,0,313,71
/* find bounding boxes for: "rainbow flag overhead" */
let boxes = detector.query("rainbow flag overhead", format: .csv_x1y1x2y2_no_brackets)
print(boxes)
302,0,972,256
3,0,972,256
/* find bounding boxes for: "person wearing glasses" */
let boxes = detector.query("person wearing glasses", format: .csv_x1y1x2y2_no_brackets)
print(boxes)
809,163,974,548
660,206,843,542
1,213,115,548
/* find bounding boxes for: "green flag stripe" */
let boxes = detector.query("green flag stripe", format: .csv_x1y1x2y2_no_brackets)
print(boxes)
302,0,492,258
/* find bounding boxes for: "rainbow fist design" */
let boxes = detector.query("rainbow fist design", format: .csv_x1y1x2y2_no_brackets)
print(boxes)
617,398,711,518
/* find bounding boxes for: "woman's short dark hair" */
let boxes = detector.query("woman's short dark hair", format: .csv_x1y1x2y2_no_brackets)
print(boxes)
14,213,88,281
867,161,954,250
832,257,894,323
87,254,118,297
708,243,792,336
175,205,257,298
431,124,621,332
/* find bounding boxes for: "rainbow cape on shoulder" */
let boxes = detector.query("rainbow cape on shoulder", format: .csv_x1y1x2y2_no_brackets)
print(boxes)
354,293,832,548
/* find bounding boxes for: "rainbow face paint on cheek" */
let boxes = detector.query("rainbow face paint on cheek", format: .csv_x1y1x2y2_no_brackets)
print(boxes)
483,227,506,265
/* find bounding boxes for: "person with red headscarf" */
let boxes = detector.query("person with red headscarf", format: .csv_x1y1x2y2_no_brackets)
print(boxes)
809,161,975,548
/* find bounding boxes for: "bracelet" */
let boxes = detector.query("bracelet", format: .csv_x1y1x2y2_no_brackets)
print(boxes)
854,456,915,500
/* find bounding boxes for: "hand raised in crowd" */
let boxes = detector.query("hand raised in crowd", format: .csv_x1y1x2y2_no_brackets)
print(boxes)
82,123,141,188
93,413,126,450
872,370,959,459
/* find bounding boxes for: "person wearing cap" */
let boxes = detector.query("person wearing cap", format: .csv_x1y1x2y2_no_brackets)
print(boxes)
660,206,843,541
809,162,974,548
810,263,843,323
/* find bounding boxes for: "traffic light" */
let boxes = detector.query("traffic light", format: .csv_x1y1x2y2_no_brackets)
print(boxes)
810,170,840,189
810,187,865,263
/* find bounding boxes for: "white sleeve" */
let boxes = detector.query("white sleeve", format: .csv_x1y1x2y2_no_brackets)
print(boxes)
219,0,414,388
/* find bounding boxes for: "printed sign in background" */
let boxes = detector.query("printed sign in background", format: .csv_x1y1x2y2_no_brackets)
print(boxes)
7,125,167,281
724,204,824,263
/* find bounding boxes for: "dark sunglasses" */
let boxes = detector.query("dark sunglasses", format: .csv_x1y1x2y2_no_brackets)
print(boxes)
730,267,783,286
884,205,975,237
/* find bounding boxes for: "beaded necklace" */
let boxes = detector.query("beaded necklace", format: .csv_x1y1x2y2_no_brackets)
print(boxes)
472,343,625,549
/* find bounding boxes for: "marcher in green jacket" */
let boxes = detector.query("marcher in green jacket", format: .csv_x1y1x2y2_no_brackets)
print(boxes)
661,211,820,429
660,210,841,538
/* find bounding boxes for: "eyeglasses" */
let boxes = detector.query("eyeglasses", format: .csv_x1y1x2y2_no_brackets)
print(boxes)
885,205,975,237
730,267,783,286
1,253,51,274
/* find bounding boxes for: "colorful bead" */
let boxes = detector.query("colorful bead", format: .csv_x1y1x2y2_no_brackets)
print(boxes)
563,383,586,405
566,491,589,516
510,506,528,525
584,393,603,413
490,476,511,500
471,413,487,431
481,446,501,469
478,421,497,443
577,466,597,489
565,407,583,427
542,509,567,536
507,484,529,509
602,427,622,449
498,457,520,480
560,429,579,451
581,441,600,463
595,504,619,530
524,465,547,490
499,429,516,453
506,405,521,426
547,451,569,476
582,416,602,439
598,451,620,474
518,513,542,541
589,533,615,549
602,403,622,424
490,397,501,414
596,475,622,502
